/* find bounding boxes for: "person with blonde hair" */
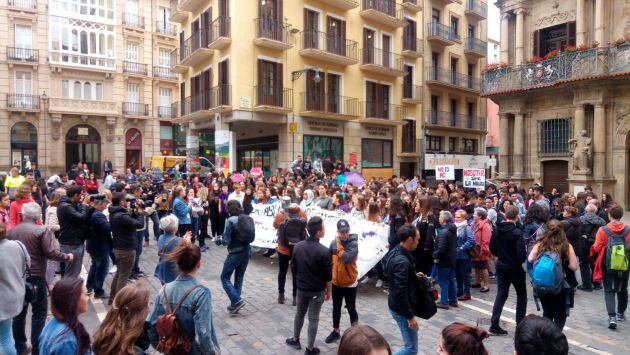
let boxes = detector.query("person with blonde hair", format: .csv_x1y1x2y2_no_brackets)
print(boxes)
92,281,151,354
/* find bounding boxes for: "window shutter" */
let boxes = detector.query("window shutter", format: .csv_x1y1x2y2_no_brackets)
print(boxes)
532,29,540,57
567,21,576,47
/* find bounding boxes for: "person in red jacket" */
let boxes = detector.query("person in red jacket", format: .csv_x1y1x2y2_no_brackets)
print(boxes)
590,204,630,330
9,184,34,228
471,207,492,293
85,173,100,194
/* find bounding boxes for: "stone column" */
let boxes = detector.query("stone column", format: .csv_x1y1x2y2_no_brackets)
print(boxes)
574,104,585,136
498,113,510,177
515,9,525,64
512,113,524,176
576,0,586,44
593,103,606,178
595,0,605,45
500,13,510,62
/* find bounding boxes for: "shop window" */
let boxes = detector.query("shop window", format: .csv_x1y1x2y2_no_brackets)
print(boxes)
303,135,343,163
362,139,392,168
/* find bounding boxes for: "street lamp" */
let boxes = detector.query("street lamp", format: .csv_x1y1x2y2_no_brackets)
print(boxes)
41,91,49,176
290,68,322,162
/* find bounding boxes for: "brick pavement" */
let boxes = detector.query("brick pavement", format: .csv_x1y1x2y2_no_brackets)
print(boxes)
76,239,630,355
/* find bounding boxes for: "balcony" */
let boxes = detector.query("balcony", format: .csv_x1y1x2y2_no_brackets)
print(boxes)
8,0,36,12
208,17,231,50
180,85,232,120
299,31,359,66
122,13,145,30
402,36,422,58
426,67,481,93
432,0,457,5
156,21,178,37
401,139,421,156
254,86,293,114
357,102,406,126
123,102,150,117
169,50,187,74
169,0,188,23
360,48,405,77
6,94,40,111
157,105,177,119
481,46,625,96
317,0,359,10
360,0,406,28
464,37,487,59
401,0,422,13
6,47,39,66
48,98,118,116
178,0,204,13
402,84,422,104
254,18,293,51
465,0,487,21
153,67,178,81
179,30,213,68
300,93,359,121
427,22,459,46
425,111,487,132
123,61,148,76
49,53,116,72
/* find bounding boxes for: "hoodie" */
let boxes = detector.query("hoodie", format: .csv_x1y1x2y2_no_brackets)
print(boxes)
300,190,314,208
560,217,582,259
590,221,630,283
579,212,606,243
489,221,526,272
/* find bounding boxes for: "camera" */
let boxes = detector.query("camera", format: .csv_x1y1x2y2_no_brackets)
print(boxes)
89,194,105,202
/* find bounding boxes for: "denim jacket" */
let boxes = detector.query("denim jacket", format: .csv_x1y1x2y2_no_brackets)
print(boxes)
147,274,220,355
220,215,251,254
154,233,182,284
172,197,191,225
456,225,476,260
39,317,91,355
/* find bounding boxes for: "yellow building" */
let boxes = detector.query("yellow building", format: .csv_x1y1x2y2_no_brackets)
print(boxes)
0,0,181,175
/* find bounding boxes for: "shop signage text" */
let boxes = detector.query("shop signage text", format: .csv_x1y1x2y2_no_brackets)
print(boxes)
425,154,487,170
365,126,392,139
305,120,342,135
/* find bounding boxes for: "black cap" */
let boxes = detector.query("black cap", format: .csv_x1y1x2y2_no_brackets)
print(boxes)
337,219,350,232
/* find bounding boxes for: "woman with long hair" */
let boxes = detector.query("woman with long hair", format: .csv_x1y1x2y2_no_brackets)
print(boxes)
522,203,549,252
187,188,202,245
39,277,91,354
337,325,391,355
366,201,381,223
208,183,222,240
559,206,581,288
471,208,492,293
92,282,151,354
170,186,192,238
438,322,489,355
350,194,368,219
332,192,350,213
388,196,408,247
9,184,34,227
412,196,437,275
528,220,578,330
197,186,210,251
601,192,614,212
85,173,99,194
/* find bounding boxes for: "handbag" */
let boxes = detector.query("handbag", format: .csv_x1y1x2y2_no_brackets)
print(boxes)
465,227,481,259
17,242,39,303
413,273,437,320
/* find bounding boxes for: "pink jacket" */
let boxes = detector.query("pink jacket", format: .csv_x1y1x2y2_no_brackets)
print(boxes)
472,218,492,261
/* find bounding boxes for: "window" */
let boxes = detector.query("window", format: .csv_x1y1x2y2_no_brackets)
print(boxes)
83,82,91,99
303,135,343,164
362,139,392,168
126,42,139,61
432,8,440,23
95,83,103,99
539,118,572,156
448,137,456,152
402,119,416,153
62,80,70,97
462,139,477,153
73,81,81,99
80,31,88,54
71,30,78,51
450,17,458,35
159,49,170,67
127,83,140,102
15,25,32,50
365,81,390,119
426,135,442,151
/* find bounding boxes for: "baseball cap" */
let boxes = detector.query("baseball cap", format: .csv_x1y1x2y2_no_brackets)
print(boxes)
337,219,350,232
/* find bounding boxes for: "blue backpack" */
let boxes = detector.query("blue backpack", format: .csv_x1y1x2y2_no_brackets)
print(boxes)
531,251,564,295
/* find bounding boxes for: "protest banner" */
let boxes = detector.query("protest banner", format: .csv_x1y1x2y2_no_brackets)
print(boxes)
249,203,389,279
463,169,486,188
435,165,455,180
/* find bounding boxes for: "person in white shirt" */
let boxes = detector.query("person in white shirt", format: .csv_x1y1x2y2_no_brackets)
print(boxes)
313,157,323,176
104,170,118,189
227,183,245,206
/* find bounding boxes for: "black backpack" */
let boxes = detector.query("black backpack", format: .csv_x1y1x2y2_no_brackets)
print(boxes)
278,214,307,246
235,214,255,244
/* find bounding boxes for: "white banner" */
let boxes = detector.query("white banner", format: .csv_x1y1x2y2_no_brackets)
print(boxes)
249,203,390,279
435,165,455,180
463,169,485,188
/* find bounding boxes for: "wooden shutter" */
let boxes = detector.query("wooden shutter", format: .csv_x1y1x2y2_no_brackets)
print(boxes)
180,82,185,114
532,30,540,57
276,62,283,107
220,0,228,18
567,21,576,47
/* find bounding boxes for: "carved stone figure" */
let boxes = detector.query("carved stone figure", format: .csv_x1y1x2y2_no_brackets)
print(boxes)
568,130,592,173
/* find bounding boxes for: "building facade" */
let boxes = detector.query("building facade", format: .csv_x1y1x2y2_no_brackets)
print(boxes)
169,0,487,179
0,0,181,175
483,0,630,208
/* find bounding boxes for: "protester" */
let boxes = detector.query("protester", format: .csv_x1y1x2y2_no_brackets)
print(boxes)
155,214,185,285
514,314,568,355
170,186,192,237
471,207,492,293
337,325,391,355
92,281,151,354
38,277,91,354
86,197,112,299
578,204,606,291
0,192,10,226
7,202,73,355
438,322,489,355
0,222,27,355
286,216,332,355
4,167,25,199
148,241,220,354
57,185,90,277
9,184,34,228
325,219,359,344
274,201,308,305
434,211,458,309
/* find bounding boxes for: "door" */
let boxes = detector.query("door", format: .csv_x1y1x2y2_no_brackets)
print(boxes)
404,65,413,99
201,8,211,46
260,0,282,39
126,0,139,26
327,17,345,55
327,73,340,114
542,160,569,193
127,83,140,114
14,25,32,59
14,71,32,107
450,99,457,126
404,19,416,51
467,102,474,128
218,60,229,105
363,28,375,64
219,0,228,36
382,34,391,67
431,52,439,79
191,18,200,50
65,125,101,176
306,69,324,111
258,60,282,106
159,88,172,117
430,95,438,123
126,42,139,73
450,58,458,84
304,9,319,49
158,6,170,26
400,162,416,179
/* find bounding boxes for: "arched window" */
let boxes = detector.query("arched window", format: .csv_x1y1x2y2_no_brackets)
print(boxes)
83,82,92,99
73,81,82,99
99,33,105,54
80,31,88,54
62,29,69,50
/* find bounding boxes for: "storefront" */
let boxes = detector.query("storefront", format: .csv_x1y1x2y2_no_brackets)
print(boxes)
65,124,101,175
159,122,174,155
302,119,344,163
172,124,186,156
125,128,142,170
423,153,488,184
199,130,215,161
237,135,278,176
10,122,37,172
361,125,393,180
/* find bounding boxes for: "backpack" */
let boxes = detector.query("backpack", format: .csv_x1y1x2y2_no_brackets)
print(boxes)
235,214,256,244
532,251,564,295
602,226,630,272
277,214,307,246
156,285,201,355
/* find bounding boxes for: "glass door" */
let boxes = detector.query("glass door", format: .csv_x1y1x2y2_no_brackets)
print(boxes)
14,71,32,107
14,25,32,59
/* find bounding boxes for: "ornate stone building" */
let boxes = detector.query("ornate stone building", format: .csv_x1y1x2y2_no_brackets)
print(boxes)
0,0,180,175
483,0,630,208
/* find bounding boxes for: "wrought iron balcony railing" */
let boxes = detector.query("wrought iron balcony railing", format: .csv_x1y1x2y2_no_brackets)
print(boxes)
361,47,404,71
156,21,177,36
425,110,486,131
181,85,232,116
300,30,359,60
8,0,36,10
123,61,148,76
181,29,210,61
123,102,150,116
465,37,487,56
361,0,404,21
210,16,230,43
402,84,422,101
361,102,405,120
254,18,291,45
300,92,359,117
123,13,145,29
466,0,487,17
153,66,178,80
7,47,38,62
427,22,460,42
157,105,175,118
426,67,481,91
254,85,292,109
6,94,40,109
402,36,422,54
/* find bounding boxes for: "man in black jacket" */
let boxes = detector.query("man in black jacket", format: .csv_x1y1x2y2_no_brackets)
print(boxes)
57,185,90,278
386,224,420,355
433,210,458,309
86,197,111,299
489,205,527,335
286,216,332,355
108,192,144,304
578,204,606,291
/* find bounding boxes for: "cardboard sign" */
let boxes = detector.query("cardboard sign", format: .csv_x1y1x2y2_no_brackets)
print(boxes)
435,165,455,180
463,169,486,188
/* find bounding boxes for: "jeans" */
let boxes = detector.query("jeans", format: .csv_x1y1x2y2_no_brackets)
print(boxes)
491,269,527,327
191,217,199,244
332,285,358,329
579,239,594,289
13,277,47,355
293,289,325,349
278,252,296,297
603,270,629,316
134,230,145,274
111,249,136,299
437,266,457,304
539,290,568,330
59,243,84,278
0,318,16,355
455,258,471,296
148,211,160,241
87,251,110,296
220,249,252,307
390,310,418,355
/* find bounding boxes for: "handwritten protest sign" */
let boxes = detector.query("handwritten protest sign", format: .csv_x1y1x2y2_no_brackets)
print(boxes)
249,203,390,279
435,165,455,180
463,169,485,188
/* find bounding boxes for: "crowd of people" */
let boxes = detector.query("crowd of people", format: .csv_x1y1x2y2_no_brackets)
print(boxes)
0,161,627,355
